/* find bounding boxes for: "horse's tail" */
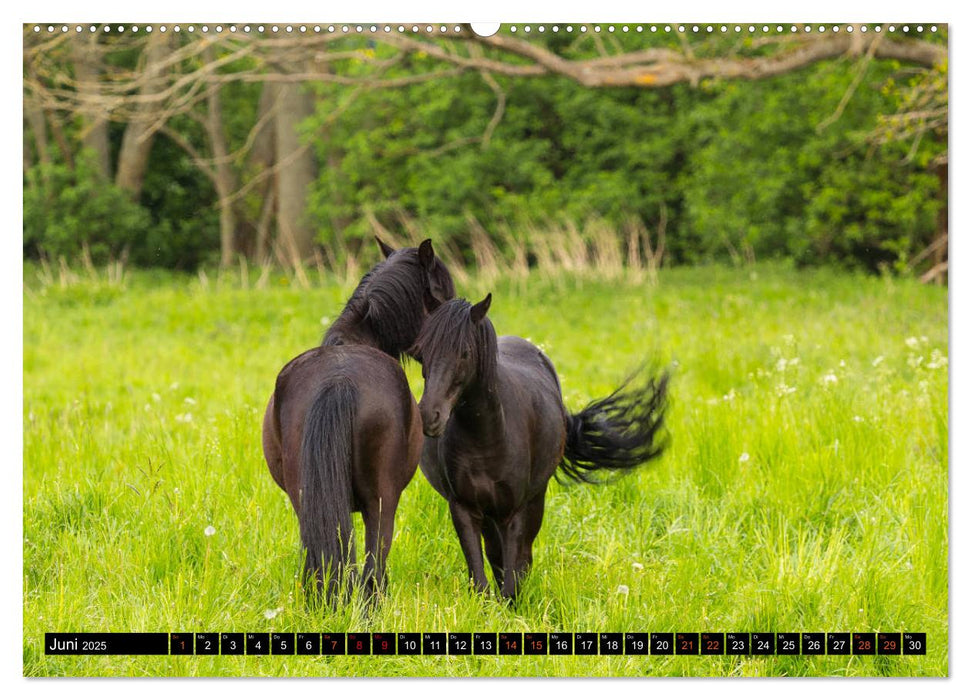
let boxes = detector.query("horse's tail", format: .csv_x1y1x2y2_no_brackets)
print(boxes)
559,368,670,484
299,376,357,600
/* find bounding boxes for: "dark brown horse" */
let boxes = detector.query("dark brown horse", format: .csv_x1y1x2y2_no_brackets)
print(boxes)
413,294,668,600
263,239,454,601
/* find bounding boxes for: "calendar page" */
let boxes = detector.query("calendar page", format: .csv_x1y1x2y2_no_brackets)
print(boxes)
22,13,949,681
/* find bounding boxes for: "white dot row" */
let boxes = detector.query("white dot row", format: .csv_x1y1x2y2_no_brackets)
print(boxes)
508,24,937,34
32,24,464,34
30,24,940,35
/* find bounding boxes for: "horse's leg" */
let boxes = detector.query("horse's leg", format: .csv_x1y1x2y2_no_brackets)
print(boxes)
482,517,505,591
497,513,525,600
449,501,490,594
500,490,547,600
515,489,547,576
361,494,398,601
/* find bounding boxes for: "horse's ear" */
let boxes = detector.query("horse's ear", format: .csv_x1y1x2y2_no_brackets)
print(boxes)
418,239,434,270
376,236,395,259
470,293,492,323
423,286,442,313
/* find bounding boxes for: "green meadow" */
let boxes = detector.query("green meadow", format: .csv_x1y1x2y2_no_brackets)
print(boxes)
22,263,948,677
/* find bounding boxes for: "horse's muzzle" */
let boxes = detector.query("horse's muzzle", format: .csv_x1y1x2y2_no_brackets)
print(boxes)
420,405,446,437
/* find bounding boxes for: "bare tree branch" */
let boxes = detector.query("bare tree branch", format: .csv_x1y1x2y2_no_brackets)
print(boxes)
817,33,884,132
478,70,506,149
465,28,945,87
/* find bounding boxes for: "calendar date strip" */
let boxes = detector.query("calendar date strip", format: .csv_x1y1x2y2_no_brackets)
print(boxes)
44,632,926,656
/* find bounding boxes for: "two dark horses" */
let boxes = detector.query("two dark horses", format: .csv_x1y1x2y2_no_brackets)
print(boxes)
264,241,668,603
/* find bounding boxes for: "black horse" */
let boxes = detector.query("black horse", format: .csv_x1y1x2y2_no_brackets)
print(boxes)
413,293,668,600
262,239,455,601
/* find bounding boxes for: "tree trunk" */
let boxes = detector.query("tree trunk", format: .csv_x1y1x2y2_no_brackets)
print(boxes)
273,58,318,265
932,160,948,284
249,82,278,263
71,31,111,178
45,109,75,170
24,107,49,171
115,32,170,197
203,48,240,268
24,55,51,172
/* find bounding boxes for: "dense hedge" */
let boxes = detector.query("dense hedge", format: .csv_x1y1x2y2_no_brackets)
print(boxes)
23,34,945,273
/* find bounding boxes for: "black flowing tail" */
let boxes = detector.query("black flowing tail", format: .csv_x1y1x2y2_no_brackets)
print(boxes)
559,368,670,484
299,377,357,600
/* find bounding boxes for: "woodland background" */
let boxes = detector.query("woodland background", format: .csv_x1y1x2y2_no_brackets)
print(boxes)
22,24,948,281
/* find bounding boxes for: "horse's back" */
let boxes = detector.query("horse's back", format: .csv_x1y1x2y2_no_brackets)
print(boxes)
496,336,569,479
268,345,421,508
497,335,565,406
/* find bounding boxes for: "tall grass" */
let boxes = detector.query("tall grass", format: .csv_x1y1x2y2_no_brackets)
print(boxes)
22,261,947,677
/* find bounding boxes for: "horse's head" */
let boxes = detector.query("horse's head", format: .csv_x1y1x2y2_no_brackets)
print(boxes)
376,237,456,313
412,294,494,437
328,238,456,357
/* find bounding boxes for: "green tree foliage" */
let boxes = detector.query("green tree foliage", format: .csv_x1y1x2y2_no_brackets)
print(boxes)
23,138,220,269
682,60,943,270
23,151,152,264
307,40,691,259
135,130,221,269
305,35,944,270
24,29,947,273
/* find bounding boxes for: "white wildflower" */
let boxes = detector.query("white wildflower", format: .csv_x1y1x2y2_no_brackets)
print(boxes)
204,525,216,537
184,397,197,405
905,337,920,349
152,393,161,402
907,354,925,369
175,413,193,423
632,562,644,572
170,382,180,390
926,350,948,370
264,607,283,620
723,389,736,402
822,373,838,385
872,356,884,367
616,585,630,596
853,416,863,423
320,316,331,327
739,452,750,463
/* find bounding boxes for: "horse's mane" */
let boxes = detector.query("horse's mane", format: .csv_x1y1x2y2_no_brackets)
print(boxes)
412,298,498,388
324,247,454,360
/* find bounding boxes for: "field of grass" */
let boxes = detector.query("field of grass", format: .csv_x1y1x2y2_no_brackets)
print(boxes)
22,262,948,677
